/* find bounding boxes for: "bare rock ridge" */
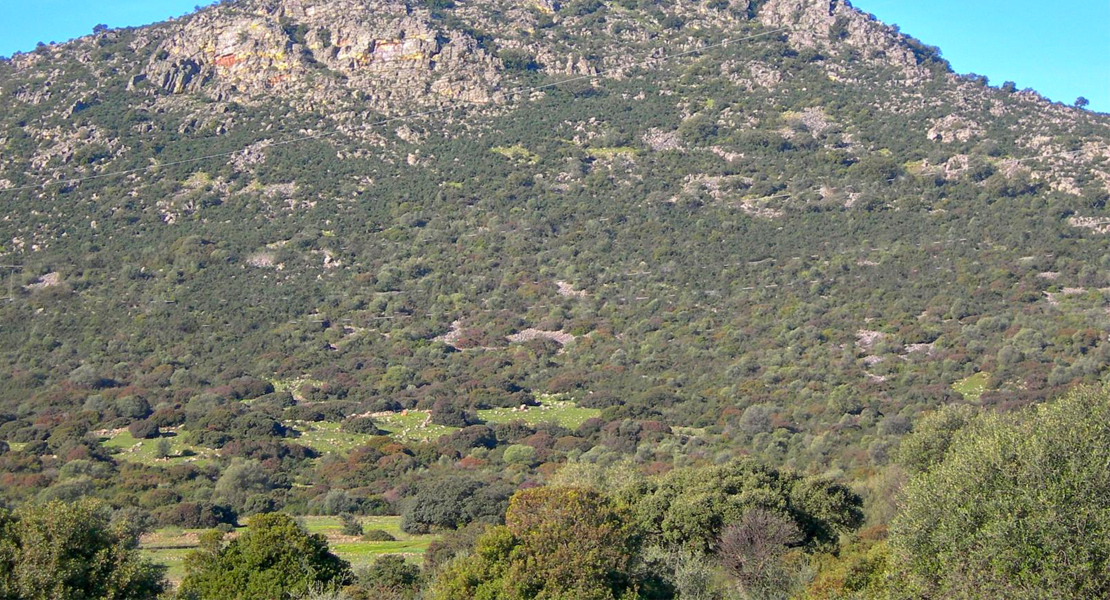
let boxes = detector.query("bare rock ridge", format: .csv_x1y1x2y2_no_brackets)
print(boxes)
757,0,934,80
142,0,942,111
4,0,1107,200
146,0,503,111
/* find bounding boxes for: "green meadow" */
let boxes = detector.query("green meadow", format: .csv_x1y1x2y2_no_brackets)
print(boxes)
142,515,435,583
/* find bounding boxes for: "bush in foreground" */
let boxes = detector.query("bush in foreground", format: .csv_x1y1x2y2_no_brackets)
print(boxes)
0,499,165,600
180,512,352,600
429,487,644,600
891,385,1110,599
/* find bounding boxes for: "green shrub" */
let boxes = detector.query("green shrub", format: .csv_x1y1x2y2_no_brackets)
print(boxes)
340,512,363,537
891,386,1110,599
362,529,397,542
180,513,352,600
0,499,165,600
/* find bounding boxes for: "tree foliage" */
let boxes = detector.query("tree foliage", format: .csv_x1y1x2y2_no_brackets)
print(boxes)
891,385,1110,599
718,509,805,600
430,487,644,600
400,475,511,534
634,460,863,553
0,499,165,600
180,512,352,600
355,555,422,600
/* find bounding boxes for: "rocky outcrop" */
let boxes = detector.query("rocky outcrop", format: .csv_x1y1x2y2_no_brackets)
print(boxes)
757,0,934,81
144,0,503,113
927,115,982,143
153,58,207,95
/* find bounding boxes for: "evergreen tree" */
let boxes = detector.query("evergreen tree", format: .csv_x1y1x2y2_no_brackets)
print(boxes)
180,513,352,600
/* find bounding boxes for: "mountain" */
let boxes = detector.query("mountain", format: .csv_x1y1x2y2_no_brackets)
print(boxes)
1,0,1110,536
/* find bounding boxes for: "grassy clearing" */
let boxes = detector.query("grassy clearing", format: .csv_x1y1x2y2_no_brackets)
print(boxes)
141,516,434,584
953,372,990,401
375,410,459,442
299,515,409,537
369,398,600,443
300,516,435,569
491,145,539,164
270,377,326,402
273,377,324,392
141,527,208,582
478,397,600,429
100,398,600,465
144,547,193,582
332,539,430,570
101,431,215,466
287,421,377,455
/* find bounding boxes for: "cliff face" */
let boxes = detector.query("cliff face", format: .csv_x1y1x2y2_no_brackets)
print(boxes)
138,0,941,111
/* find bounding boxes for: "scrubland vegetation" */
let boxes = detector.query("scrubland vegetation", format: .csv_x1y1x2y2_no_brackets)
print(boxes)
1,0,1109,597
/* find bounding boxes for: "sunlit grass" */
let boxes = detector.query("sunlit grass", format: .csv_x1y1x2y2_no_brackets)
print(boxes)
375,410,459,442
491,145,539,164
286,421,377,455
953,372,990,401
101,430,215,466
478,397,600,429
141,515,433,584
144,547,193,582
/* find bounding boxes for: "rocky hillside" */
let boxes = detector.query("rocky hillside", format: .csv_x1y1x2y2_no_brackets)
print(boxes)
2,0,1110,481
4,0,1107,196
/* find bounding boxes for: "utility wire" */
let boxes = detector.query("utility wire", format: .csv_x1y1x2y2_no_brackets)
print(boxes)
0,27,789,194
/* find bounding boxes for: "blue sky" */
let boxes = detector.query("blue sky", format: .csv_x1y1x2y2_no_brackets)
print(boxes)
0,0,1106,112
858,0,1109,112
0,0,202,52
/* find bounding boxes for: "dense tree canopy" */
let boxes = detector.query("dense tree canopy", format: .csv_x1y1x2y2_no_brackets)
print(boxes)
401,475,513,534
0,0,1107,598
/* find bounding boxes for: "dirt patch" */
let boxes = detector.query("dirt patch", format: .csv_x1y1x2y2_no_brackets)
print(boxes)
231,140,272,171
709,147,743,162
927,115,982,143
904,343,935,356
643,128,681,152
1045,287,1086,306
434,320,466,348
246,252,280,269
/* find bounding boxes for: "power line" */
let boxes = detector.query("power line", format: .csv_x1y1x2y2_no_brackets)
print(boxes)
0,27,789,195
